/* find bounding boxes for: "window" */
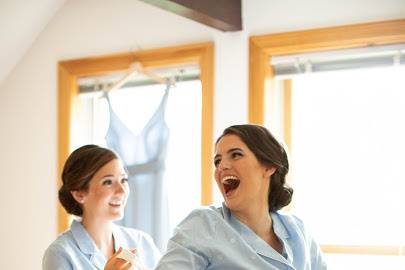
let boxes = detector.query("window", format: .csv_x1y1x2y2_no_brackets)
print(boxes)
74,79,202,234
249,19,405,269
283,66,405,269
58,43,214,233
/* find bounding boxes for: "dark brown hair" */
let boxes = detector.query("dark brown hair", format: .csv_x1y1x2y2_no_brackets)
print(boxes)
58,144,119,216
216,124,293,212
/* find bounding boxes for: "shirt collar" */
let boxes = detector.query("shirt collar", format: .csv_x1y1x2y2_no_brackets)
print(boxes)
271,212,290,240
221,204,292,265
70,220,107,270
271,212,295,265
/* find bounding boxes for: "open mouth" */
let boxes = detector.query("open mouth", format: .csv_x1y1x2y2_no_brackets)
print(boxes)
222,176,240,195
109,202,122,207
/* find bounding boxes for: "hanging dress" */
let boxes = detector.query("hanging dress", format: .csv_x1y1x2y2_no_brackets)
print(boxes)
104,84,170,251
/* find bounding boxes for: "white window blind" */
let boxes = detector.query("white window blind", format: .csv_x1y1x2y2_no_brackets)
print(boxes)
270,44,405,78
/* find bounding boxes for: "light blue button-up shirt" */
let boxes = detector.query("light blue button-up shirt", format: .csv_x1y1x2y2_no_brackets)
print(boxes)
42,220,161,270
156,205,327,270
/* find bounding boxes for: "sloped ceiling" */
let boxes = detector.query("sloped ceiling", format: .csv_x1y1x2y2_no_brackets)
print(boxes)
0,0,66,86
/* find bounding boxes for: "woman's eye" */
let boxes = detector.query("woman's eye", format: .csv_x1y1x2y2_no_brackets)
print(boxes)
102,179,113,185
214,159,221,167
121,178,129,184
231,152,242,159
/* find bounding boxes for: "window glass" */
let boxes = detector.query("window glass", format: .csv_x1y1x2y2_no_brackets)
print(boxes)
75,80,202,234
290,67,405,246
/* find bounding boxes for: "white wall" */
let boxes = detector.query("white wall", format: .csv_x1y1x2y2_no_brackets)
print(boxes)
0,0,66,85
0,0,403,269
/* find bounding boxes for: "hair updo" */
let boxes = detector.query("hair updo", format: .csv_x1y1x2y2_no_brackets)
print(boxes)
216,124,293,212
58,145,119,216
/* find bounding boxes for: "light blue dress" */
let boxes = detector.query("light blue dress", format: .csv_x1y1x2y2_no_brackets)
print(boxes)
42,220,161,270
104,86,170,251
156,205,327,270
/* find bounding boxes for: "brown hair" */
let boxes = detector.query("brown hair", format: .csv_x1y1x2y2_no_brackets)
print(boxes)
58,144,119,216
216,124,293,212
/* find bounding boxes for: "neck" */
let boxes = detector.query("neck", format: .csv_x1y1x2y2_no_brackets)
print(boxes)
232,204,272,239
81,215,115,259
231,203,283,254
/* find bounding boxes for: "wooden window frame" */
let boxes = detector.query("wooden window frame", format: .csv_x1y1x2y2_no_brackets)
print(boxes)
249,19,405,255
58,42,214,233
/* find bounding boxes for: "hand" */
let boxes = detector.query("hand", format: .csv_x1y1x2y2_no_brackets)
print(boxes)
104,247,136,270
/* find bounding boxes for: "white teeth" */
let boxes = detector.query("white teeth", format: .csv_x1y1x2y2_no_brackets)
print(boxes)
109,202,122,205
221,175,239,184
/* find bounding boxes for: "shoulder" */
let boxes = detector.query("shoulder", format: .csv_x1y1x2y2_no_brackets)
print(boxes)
272,211,314,243
160,207,225,267
42,232,74,269
182,206,224,222
168,206,230,247
273,211,306,231
175,206,225,230
44,230,76,255
273,212,320,247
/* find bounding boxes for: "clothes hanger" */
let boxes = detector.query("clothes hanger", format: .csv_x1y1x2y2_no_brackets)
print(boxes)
104,62,173,93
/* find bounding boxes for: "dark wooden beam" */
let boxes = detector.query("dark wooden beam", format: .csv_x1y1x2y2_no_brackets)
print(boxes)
140,0,242,32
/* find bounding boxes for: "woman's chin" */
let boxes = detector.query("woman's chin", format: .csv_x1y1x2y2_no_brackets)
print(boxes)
109,211,124,221
224,197,240,211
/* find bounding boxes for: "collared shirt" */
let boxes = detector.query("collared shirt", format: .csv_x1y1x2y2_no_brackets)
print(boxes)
156,205,327,270
42,220,161,270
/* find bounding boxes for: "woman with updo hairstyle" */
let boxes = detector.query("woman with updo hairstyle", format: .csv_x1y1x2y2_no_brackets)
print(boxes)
217,124,293,213
43,145,160,270
156,124,327,270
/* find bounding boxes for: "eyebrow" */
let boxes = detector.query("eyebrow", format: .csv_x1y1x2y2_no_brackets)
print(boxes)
100,173,128,178
214,147,243,159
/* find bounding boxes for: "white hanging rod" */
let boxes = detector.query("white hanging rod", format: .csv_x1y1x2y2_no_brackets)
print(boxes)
270,43,405,65
104,62,169,93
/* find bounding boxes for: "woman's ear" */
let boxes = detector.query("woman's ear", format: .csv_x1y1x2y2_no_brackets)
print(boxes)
264,167,276,178
71,190,86,204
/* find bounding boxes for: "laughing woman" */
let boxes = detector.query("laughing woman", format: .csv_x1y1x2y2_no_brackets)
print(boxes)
156,124,327,270
42,145,160,270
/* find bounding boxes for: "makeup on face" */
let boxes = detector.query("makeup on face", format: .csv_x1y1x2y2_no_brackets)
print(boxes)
82,159,129,221
214,134,271,210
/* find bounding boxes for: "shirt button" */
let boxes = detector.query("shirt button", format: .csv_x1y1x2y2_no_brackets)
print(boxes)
230,238,236,244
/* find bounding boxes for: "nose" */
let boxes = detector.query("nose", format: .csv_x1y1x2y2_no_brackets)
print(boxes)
218,159,231,171
115,182,127,195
